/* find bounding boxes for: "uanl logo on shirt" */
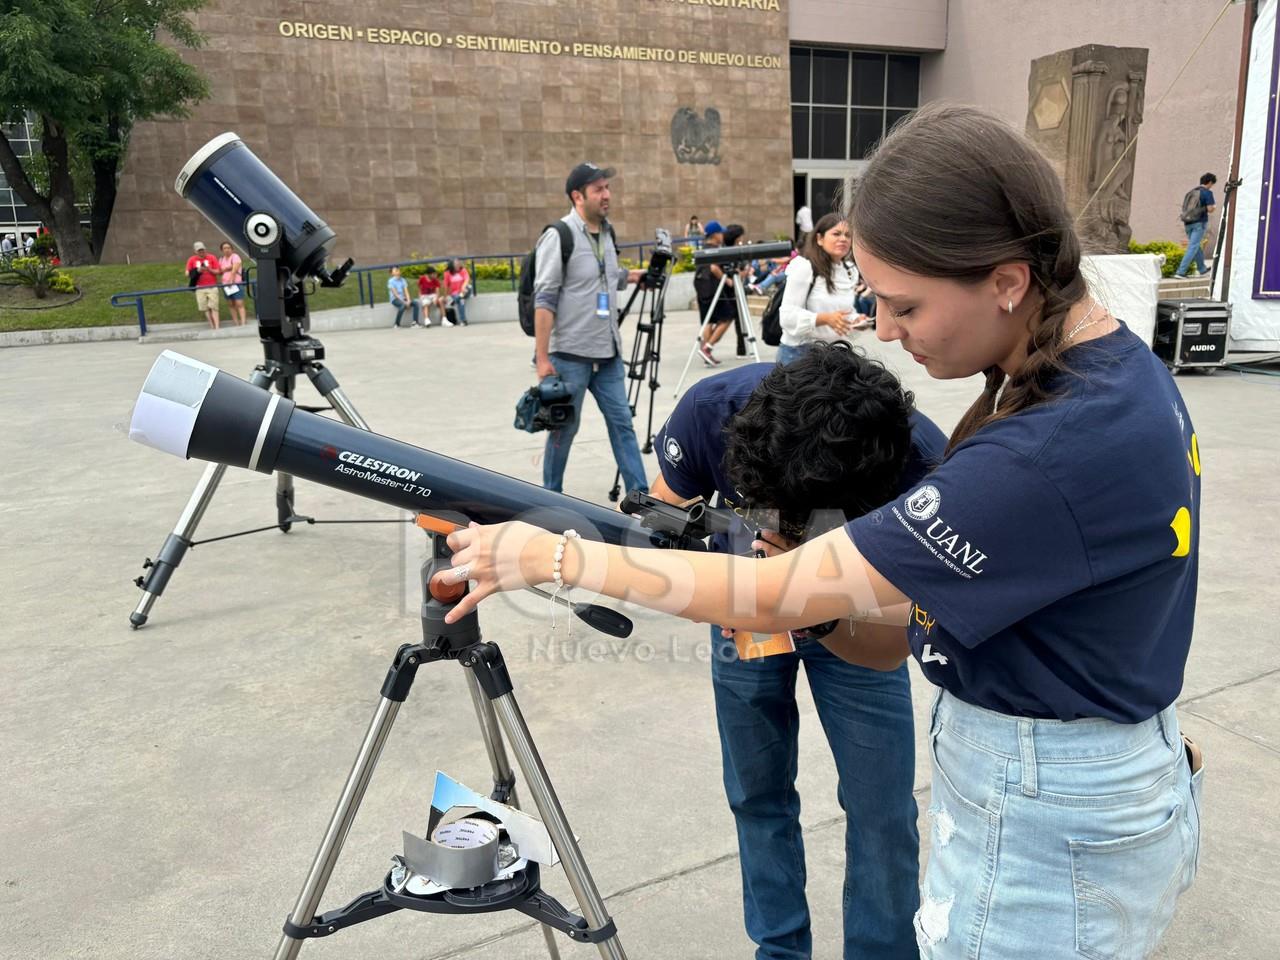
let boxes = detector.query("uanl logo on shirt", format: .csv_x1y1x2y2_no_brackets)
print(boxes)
663,436,684,465
904,484,941,520
896,485,989,577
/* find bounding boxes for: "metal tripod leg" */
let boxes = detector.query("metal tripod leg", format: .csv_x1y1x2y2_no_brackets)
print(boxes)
674,273,730,397
486,689,627,960
731,278,762,363
272,692,403,960
129,367,274,627
465,671,562,960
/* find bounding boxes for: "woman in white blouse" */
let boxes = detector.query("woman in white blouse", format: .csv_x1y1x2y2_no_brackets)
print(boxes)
778,213,870,365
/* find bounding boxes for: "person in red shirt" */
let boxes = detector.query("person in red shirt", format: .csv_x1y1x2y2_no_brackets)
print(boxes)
417,265,445,327
185,241,222,329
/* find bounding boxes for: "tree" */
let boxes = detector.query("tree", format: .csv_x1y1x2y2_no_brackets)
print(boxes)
0,0,209,264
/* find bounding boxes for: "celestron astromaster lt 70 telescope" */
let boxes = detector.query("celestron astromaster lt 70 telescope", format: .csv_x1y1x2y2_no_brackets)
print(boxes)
129,351,711,552
128,350,739,960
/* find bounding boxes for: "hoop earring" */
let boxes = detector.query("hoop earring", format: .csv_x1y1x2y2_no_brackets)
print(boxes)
1007,298,1014,314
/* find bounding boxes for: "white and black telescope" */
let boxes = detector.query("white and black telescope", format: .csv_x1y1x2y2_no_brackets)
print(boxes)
128,351,681,548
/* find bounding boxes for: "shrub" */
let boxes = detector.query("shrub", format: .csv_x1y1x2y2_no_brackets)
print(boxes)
0,256,74,298
31,234,57,259
48,270,77,294
1128,239,1189,278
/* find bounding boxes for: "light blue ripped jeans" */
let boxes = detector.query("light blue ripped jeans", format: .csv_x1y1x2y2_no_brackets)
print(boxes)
918,690,1203,960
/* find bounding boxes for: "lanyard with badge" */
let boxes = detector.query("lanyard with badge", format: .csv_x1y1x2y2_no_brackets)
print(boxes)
585,225,610,321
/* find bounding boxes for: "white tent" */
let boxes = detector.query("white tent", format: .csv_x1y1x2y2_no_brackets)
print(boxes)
1216,0,1280,354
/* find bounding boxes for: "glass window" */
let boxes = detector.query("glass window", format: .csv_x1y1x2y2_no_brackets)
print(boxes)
811,49,849,105
851,109,884,159
811,107,847,160
886,109,914,135
790,47,919,162
790,49,811,103
851,53,885,106
887,55,919,108
792,106,810,159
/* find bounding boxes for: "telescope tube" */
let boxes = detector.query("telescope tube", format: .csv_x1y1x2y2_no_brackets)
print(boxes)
129,352,665,547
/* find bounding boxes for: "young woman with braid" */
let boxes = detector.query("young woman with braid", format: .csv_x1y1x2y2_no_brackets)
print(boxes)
441,104,1204,958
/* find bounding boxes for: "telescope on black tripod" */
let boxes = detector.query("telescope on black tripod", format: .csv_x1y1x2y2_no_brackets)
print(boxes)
130,133,366,628
128,351,736,960
609,228,676,502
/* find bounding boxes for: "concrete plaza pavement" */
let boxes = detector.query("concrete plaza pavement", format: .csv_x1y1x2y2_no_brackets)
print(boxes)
1,312,1277,959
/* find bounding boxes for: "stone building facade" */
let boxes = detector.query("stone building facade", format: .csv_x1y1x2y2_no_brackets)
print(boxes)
100,0,795,265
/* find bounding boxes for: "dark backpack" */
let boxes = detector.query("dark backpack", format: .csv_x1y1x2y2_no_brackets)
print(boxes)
760,274,815,347
1180,188,1205,224
517,220,618,336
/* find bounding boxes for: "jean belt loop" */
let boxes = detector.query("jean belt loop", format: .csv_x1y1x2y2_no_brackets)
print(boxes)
1018,718,1039,798
1156,704,1178,753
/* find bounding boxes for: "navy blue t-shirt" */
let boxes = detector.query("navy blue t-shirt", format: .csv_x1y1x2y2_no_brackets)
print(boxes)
847,324,1201,722
655,363,946,555
1196,187,1216,224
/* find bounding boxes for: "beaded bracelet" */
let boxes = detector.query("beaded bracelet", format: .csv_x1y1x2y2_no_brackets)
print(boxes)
550,529,581,632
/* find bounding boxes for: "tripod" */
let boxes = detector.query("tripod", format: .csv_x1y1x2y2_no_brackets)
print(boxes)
673,266,761,397
272,532,625,959
608,258,674,502
130,231,369,628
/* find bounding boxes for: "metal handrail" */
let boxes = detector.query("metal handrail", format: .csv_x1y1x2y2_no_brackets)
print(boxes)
110,235,702,332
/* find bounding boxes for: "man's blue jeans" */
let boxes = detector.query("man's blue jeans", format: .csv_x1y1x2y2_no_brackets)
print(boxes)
712,628,920,959
1176,220,1208,277
542,353,648,495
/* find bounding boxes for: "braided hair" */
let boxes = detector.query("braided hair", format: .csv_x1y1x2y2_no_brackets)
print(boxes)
847,103,1089,451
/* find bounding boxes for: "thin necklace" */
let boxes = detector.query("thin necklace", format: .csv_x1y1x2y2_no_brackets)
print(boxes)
1064,301,1105,343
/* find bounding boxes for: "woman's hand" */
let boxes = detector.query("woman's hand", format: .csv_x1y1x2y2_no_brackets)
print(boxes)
437,521,552,622
816,310,856,335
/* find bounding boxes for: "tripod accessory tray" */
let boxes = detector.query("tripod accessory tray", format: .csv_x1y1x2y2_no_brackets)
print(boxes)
281,859,618,945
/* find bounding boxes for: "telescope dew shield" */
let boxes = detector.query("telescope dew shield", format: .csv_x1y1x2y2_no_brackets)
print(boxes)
175,133,337,279
129,352,654,547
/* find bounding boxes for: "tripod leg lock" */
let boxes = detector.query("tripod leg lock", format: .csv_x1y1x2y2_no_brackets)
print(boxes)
282,888,401,940
516,892,619,943
380,643,437,702
460,642,514,700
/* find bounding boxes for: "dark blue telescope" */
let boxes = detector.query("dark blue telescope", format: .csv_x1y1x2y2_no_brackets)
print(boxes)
175,133,336,280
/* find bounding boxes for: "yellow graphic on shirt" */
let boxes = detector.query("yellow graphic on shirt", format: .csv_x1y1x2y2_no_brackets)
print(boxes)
1170,507,1192,558
1171,431,1200,558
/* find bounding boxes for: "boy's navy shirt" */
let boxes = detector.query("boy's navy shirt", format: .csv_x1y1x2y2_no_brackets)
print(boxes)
1196,186,1215,224
655,362,946,556
847,324,1201,723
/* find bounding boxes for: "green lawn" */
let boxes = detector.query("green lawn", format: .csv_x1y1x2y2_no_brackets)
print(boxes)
0,261,515,333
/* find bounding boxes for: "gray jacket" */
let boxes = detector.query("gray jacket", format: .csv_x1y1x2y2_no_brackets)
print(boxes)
532,207,624,360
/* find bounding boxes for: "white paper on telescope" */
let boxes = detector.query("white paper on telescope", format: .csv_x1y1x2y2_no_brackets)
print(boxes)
127,351,219,458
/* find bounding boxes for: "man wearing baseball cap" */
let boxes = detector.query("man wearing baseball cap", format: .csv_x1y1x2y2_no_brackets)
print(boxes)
531,163,649,496
185,240,222,330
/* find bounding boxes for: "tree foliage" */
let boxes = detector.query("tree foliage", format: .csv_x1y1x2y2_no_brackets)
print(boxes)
0,0,210,263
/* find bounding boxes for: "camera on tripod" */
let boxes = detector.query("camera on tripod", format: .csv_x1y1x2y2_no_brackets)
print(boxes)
641,228,674,288
514,376,576,433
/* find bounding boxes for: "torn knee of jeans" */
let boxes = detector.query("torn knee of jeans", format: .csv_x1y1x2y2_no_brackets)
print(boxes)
914,893,954,953
927,803,957,847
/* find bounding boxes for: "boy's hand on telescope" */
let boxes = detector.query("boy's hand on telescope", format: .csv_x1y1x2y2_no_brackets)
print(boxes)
438,521,549,622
